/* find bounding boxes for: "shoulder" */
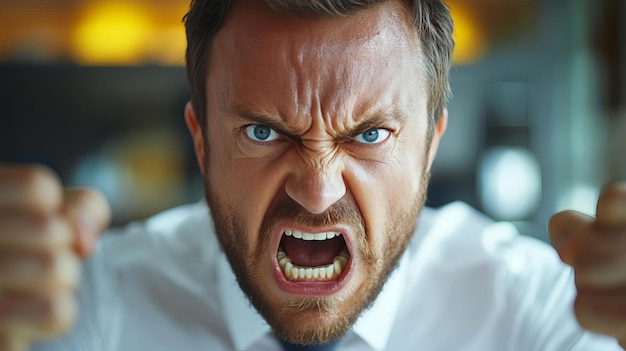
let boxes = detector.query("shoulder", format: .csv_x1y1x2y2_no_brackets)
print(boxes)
401,202,619,350
93,200,222,308
411,201,560,276
100,200,219,268
409,202,570,308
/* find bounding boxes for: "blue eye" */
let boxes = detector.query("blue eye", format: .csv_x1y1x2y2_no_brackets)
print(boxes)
245,125,279,142
354,128,390,144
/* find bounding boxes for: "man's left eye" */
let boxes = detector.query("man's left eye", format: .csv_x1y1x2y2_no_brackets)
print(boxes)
354,128,390,144
245,125,280,142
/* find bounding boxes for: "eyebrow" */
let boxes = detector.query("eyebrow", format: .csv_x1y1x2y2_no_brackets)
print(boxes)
338,111,407,141
229,104,300,140
347,115,397,138
228,103,406,140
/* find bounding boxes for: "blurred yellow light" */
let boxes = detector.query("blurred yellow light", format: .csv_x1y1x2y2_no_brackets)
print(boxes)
72,1,151,65
449,5,487,65
146,25,187,66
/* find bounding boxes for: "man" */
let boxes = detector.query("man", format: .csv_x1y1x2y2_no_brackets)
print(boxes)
0,0,625,350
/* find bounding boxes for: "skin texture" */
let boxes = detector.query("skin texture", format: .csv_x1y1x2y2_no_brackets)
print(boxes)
185,0,447,344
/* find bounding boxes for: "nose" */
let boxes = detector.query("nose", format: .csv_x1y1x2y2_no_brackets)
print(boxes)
284,157,347,214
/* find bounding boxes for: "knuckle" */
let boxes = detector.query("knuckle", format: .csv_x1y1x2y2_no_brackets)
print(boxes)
34,216,71,247
605,182,626,195
17,165,62,212
48,251,80,289
0,212,72,248
20,165,57,187
38,293,77,337
598,182,626,211
65,187,111,232
0,250,46,288
21,165,60,193
37,249,78,289
0,248,79,290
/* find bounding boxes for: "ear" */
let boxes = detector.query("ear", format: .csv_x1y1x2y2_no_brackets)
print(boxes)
184,101,206,174
426,108,448,171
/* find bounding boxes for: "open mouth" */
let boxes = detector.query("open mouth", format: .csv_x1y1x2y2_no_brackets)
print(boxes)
277,229,350,282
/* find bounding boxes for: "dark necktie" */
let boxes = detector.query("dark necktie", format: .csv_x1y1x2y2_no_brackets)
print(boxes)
279,338,340,351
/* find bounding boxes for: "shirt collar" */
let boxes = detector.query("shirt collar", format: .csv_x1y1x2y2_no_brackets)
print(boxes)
218,255,271,351
352,250,409,350
218,249,410,351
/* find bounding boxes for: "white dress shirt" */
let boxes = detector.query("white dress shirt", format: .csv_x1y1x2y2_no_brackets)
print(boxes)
33,201,620,351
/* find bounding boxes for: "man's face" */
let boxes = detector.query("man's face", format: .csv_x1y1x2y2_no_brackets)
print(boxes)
187,0,446,344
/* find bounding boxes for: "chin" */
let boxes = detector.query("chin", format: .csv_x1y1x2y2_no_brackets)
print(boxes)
258,289,361,344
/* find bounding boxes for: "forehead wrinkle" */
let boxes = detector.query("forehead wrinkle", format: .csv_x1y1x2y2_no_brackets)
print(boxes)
298,33,420,141
300,43,417,141
216,0,425,139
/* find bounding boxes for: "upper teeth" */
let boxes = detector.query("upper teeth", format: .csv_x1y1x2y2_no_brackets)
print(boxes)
284,229,340,241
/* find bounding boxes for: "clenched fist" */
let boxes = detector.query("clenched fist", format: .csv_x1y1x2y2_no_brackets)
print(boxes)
0,164,110,351
550,182,626,348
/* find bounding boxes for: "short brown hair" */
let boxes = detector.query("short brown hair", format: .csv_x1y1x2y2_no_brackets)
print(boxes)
184,0,454,136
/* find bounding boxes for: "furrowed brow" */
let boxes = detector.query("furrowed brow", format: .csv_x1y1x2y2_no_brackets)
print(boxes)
341,113,405,140
228,104,298,139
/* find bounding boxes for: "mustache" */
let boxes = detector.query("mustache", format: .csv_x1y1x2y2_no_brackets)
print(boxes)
255,195,368,259
262,196,365,232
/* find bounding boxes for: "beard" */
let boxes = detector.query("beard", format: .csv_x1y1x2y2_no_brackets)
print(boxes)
205,168,430,344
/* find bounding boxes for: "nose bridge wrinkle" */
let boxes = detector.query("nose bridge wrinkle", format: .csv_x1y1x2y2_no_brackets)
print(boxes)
301,149,336,172
286,142,347,214
300,136,335,153
298,139,340,173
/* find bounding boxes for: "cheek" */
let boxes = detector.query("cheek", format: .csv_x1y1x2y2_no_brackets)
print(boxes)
209,148,288,238
346,154,423,247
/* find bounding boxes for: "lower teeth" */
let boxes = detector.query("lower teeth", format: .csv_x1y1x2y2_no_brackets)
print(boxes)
277,249,349,282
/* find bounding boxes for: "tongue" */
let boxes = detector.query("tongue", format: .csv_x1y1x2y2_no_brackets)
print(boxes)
281,236,345,267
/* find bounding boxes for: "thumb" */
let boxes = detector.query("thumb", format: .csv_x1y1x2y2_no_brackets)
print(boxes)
548,210,594,266
63,188,111,259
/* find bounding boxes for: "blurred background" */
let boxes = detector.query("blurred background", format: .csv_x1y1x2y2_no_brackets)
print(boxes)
0,0,624,241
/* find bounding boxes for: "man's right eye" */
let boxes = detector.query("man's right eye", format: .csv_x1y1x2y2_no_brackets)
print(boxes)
245,125,279,142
